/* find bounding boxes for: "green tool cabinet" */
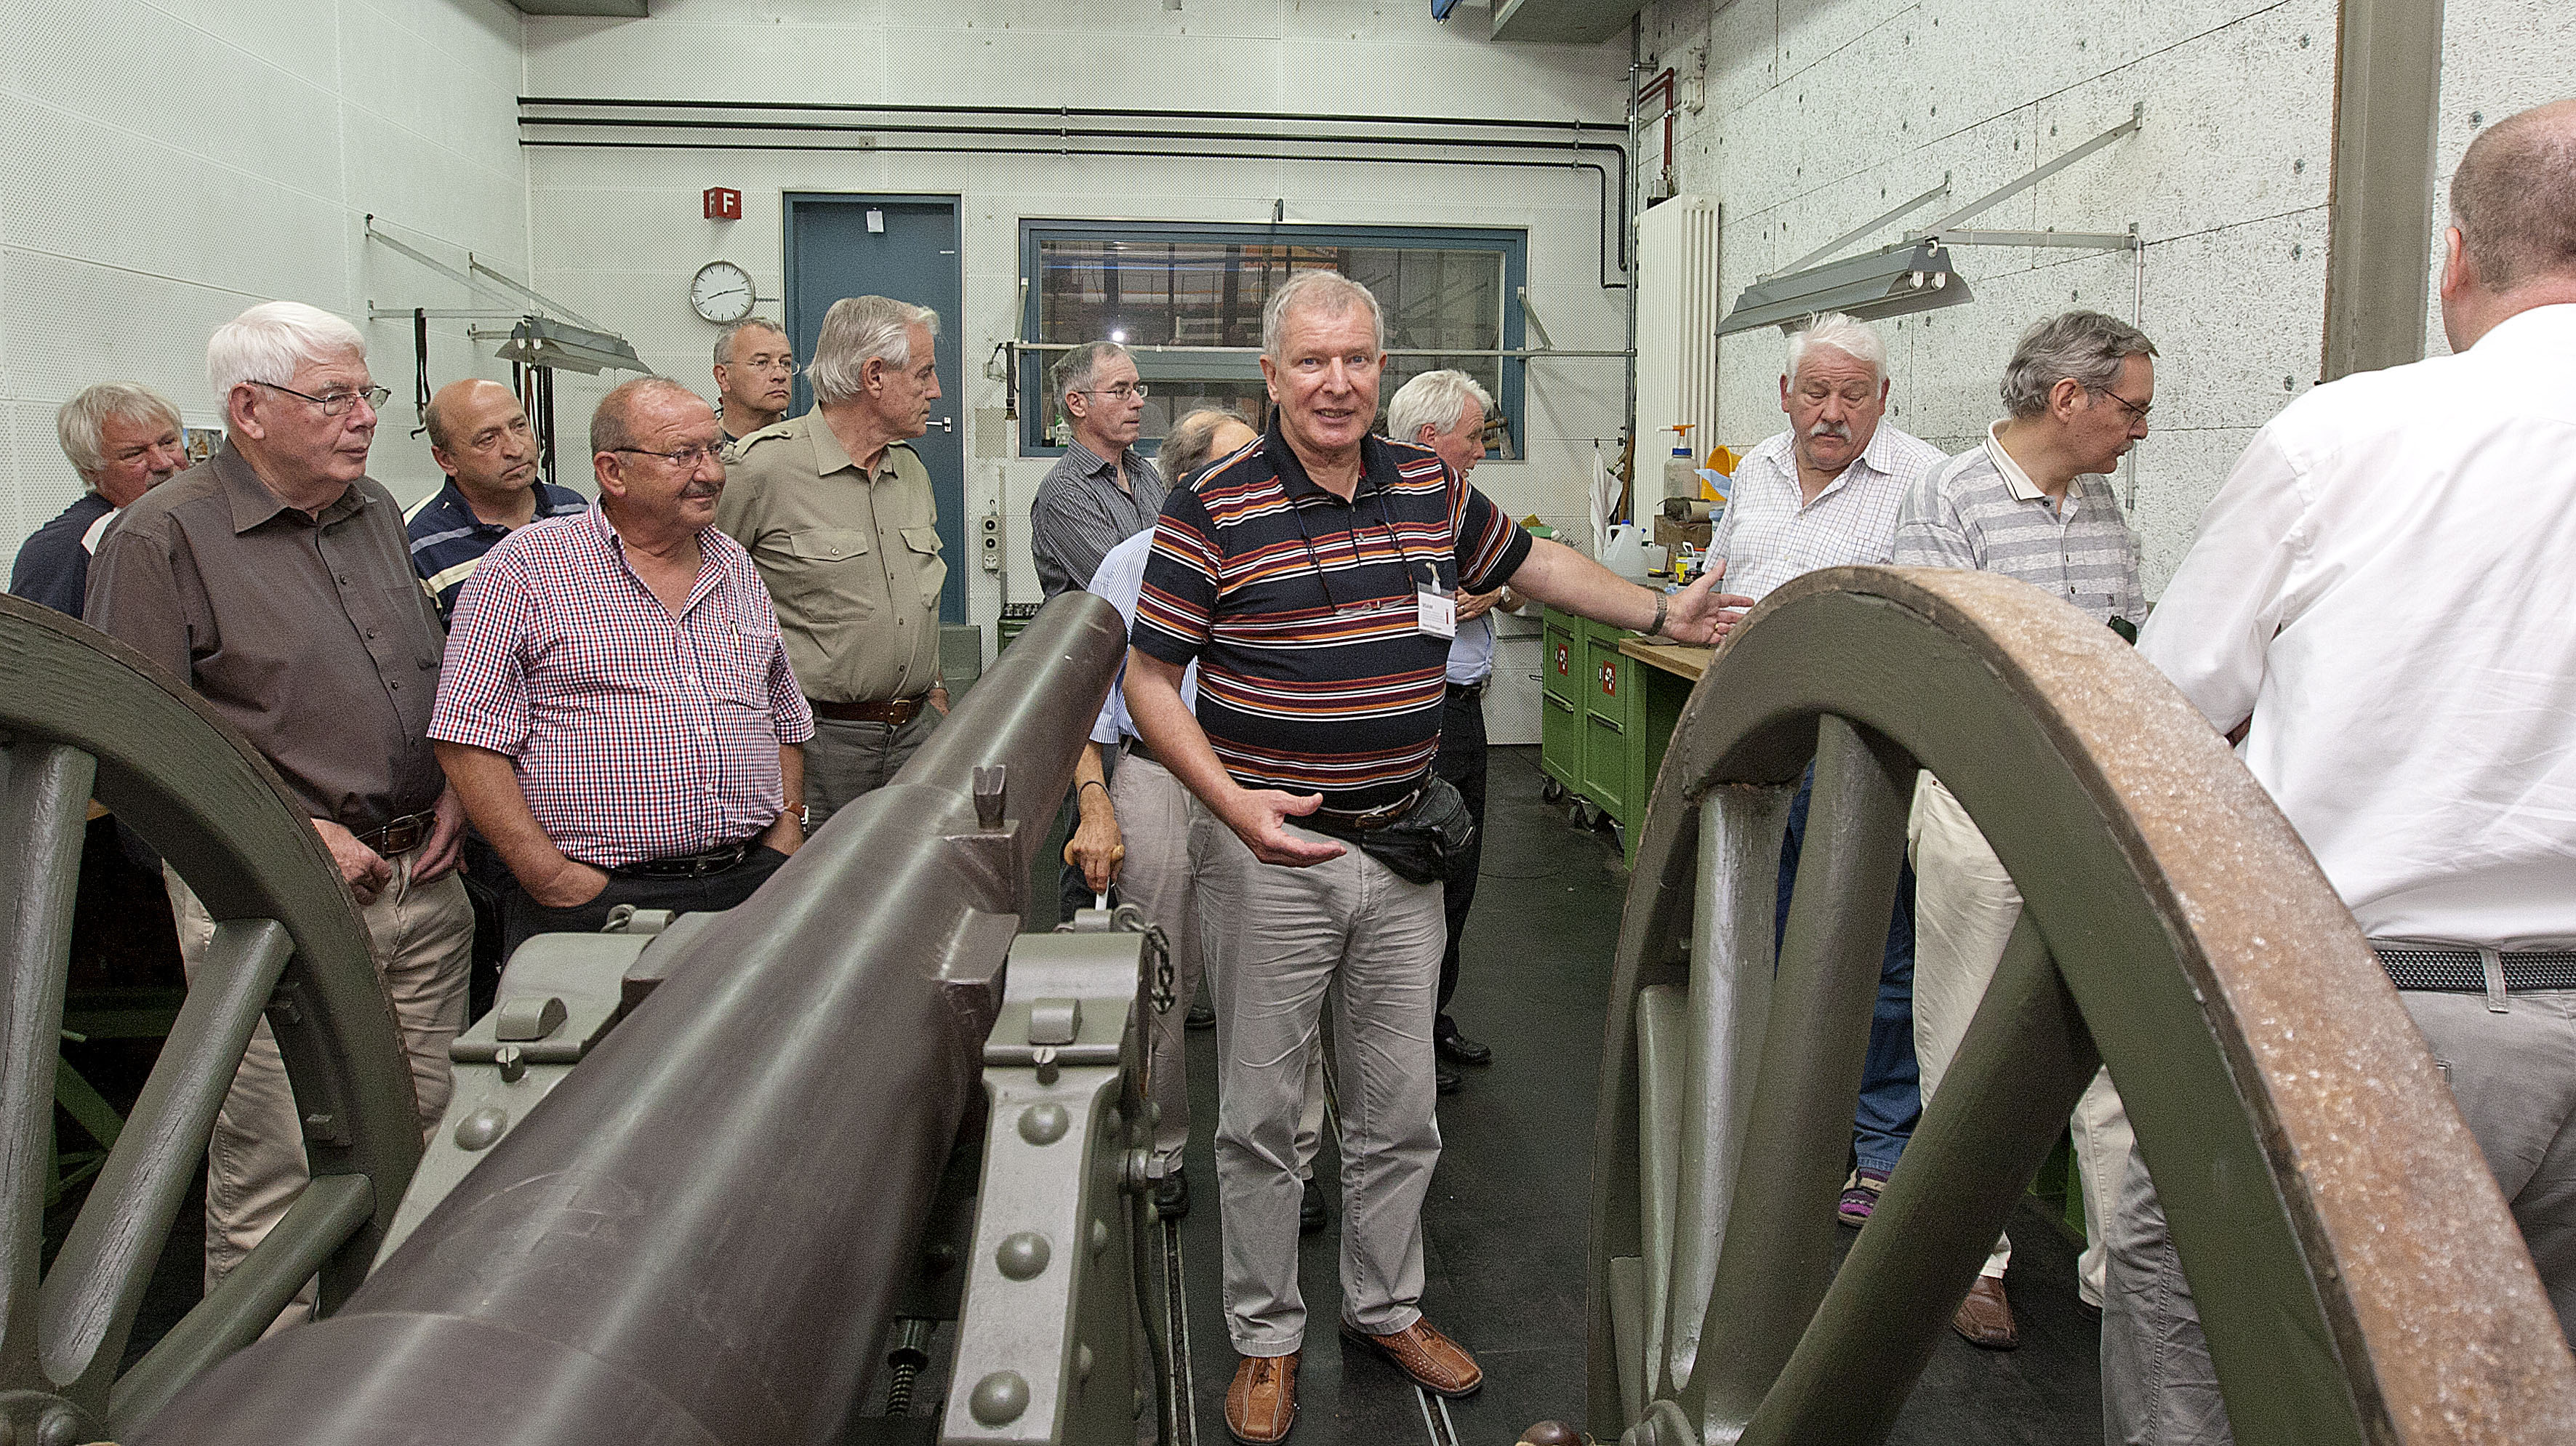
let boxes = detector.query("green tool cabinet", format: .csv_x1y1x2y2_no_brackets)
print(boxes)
1538,606,1695,861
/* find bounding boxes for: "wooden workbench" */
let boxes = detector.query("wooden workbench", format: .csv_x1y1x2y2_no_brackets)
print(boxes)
1617,637,1715,684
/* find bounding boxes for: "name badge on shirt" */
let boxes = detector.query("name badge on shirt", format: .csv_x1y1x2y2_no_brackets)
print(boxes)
1416,573,1456,640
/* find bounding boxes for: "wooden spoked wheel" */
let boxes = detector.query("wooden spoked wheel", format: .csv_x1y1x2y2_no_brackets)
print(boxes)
0,595,422,1441
1584,567,2576,1445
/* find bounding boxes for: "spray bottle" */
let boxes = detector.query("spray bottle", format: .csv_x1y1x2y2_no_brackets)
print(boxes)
1662,422,1698,502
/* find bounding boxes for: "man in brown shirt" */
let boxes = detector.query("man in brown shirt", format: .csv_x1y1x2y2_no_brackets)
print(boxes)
86,300,473,1317
719,294,950,828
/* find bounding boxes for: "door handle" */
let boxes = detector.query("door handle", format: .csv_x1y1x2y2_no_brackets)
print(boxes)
926,416,955,433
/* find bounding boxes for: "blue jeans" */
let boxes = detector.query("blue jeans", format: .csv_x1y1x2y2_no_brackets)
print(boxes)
1776,764,1920,1178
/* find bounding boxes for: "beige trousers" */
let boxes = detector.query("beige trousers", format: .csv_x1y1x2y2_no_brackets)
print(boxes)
1908,772,2133,1305
166,850,473,1317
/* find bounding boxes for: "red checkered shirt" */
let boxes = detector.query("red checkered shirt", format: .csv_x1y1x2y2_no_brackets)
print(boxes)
429,504,816,868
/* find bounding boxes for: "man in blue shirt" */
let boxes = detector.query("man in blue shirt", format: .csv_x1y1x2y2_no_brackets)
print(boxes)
404,378,587,625
9,382,190,617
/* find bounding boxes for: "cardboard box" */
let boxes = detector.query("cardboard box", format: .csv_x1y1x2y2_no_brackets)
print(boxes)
1653,516,1712,551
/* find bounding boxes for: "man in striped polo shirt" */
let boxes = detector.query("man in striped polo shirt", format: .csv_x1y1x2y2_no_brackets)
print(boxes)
404,378,589,626
1892,309,2157,1349
1128,270,1733,1442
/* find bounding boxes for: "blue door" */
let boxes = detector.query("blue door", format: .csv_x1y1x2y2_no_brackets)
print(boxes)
783,194,966,623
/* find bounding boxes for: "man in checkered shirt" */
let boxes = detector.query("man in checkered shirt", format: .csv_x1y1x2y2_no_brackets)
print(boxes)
1706,311,1942,1254
431,377,815,957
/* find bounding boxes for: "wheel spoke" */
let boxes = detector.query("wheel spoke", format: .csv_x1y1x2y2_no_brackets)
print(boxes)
105,1171,373,1434
1632,981,1685,1410
1,742,98,1390
1742,915,2099,1446
41,919,294,1405
1662,782,1793,1397
1688,715,1912,1433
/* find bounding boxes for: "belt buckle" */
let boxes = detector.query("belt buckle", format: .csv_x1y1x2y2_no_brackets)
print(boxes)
375,814,428,856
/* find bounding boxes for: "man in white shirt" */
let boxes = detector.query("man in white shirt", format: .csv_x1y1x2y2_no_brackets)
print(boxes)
1710,313,1943,1242
2110,97,2576,1444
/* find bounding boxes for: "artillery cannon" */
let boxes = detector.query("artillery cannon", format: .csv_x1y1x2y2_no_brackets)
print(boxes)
7,565,2576,1445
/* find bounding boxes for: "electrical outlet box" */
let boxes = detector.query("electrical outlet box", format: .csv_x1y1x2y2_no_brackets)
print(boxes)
979,513,1003,574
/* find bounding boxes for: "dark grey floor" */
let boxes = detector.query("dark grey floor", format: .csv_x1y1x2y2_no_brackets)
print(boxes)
1137,746,2102,1445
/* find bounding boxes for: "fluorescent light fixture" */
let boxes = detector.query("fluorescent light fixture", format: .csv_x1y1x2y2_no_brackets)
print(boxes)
1717,238,1975,337
491,316,649,375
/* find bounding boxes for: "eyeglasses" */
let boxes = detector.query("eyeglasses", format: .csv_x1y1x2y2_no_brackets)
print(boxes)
253,381,390,417
2094,388,2154,425
736,357,799,376
1078,382,1149,401
612,442,726,468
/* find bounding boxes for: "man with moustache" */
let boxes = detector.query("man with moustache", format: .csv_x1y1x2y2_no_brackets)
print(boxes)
713,318,796,446
1893,308,2158,1349
404,378,589,626
87,301,473,1317
723,294,950,827
1701,312,1941,1238
430,377,812,956
12,382,190,616
1126,270,1740,1441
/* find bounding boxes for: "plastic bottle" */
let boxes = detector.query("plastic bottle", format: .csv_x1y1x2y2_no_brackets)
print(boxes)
1662,422,1699,502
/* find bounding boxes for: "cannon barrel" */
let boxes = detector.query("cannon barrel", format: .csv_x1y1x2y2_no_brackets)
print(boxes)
134,593,1130,1446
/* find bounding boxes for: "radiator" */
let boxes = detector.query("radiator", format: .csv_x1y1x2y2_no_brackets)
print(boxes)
1632,195,1725,500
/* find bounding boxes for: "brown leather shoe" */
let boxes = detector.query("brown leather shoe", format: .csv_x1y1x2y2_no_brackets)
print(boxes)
1339,1317,1484,1397
1224,1351,1299,1443
1952,1274,2019,1350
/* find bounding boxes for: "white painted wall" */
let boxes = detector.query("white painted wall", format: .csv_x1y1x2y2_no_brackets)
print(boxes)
520,0,1635,739
0,0,531,562
1639,0,2573,595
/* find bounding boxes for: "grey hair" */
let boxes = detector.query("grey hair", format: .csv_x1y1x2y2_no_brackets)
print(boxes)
1783,311,1888,385
806,295,939,406
1384,369,1494,446
590,376,706,457
1157,407,1256,488
57,382,183,484
1049,341,1133,426
207,301,366,408
2000,310,2158,419
712,317,788,369
1260,271,1387,362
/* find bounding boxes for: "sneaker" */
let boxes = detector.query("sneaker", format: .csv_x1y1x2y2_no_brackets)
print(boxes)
1837,1168,1887,1227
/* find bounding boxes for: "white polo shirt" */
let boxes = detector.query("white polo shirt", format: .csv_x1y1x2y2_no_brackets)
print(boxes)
1709,422,1946,601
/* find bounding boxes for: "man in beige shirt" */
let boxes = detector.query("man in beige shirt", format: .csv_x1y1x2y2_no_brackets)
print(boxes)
718,294,950,828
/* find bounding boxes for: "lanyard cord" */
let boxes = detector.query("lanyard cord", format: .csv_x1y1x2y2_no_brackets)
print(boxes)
1285,483,1430,611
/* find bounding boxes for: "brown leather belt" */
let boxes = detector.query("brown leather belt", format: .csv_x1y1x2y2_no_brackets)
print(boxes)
809,694,928,726
1309,782,1427,835
359,809,436,857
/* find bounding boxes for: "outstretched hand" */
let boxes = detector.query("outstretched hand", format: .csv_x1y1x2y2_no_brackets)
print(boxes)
1224,787,1346,867
1659,556,1755,646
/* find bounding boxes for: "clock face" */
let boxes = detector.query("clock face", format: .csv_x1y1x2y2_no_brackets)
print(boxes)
691,261,755,324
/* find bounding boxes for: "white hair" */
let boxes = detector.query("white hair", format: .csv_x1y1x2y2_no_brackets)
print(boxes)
1783,311,1887,386
807,295,939,406
207,301,366,407
57,382,182,484
1384,369,1494,446
1261,271,1387,361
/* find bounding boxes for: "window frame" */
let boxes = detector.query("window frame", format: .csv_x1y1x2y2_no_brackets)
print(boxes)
1016,218,1528,459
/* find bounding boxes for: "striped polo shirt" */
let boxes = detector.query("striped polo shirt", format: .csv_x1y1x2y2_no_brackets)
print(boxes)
1133,425,1531,812
404,477,593,625
1892,420,2143,627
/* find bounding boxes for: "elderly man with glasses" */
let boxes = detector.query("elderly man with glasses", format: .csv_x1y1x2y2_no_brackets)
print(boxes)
1891,308,2158,1349
432,377,813,956
1030,340,1164,599
11,381,190,617
712,317,797,446
87,301,476,1320
721,294,951,828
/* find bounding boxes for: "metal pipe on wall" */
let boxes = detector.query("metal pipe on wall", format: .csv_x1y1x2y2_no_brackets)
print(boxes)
518,99,1632,289
132,593,1131,1446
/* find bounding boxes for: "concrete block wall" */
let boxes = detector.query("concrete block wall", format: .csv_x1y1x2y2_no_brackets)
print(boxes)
0,0,531,559
1638,0,2574,595
522,0,1637,740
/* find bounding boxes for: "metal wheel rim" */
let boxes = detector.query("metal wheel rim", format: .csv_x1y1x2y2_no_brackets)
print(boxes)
0,595,422,1437
1584,566,2576,1445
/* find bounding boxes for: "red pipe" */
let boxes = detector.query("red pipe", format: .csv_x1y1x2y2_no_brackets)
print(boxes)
1634,68,1677,183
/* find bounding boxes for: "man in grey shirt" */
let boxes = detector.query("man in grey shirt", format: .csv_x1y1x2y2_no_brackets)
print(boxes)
1030,340,1164,597
1890,308,2156,1349
87,300,473,1319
